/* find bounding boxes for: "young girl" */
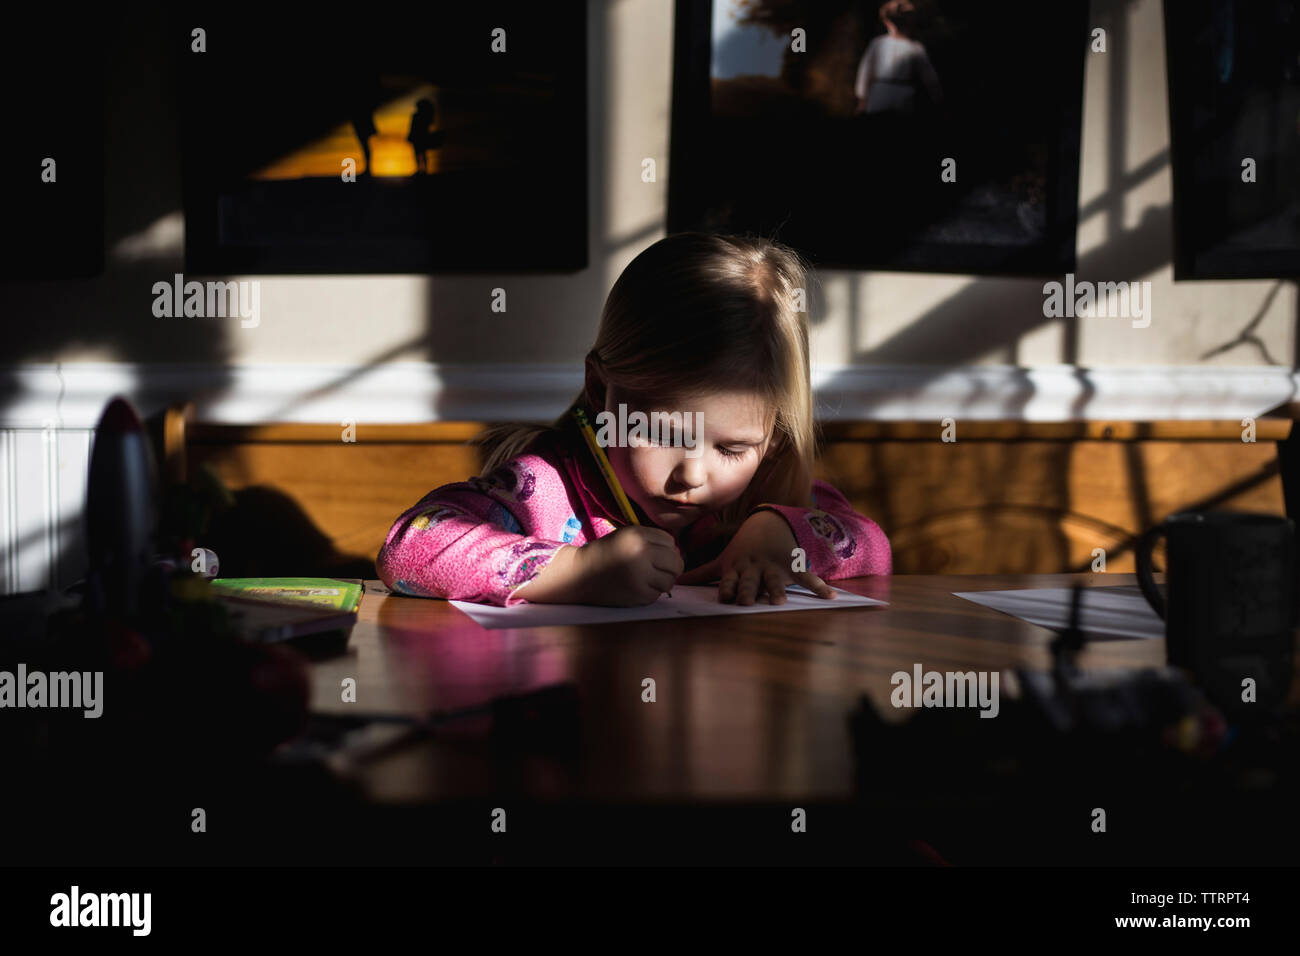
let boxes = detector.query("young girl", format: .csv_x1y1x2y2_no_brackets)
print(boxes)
376,232,891,607
854,0,942,115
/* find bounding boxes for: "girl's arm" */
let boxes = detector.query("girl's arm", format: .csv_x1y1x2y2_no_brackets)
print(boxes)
854,43,874,107
916,49,942,104
749,479,892,580
375,454,580,607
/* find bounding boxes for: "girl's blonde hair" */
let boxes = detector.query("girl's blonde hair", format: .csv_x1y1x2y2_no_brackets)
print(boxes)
473,231,820,541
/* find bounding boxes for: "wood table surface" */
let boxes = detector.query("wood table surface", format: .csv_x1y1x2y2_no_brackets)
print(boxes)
304,573,1257,804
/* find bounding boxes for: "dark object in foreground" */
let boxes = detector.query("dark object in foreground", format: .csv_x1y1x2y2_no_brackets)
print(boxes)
850,585,1299,864
1136,511,1296,720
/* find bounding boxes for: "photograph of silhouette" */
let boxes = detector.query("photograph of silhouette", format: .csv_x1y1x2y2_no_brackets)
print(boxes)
1165,0,1300,278
668,0,1088,274
853,0,942,115
182,6,585,273
349,100,379,179
407,98,449,174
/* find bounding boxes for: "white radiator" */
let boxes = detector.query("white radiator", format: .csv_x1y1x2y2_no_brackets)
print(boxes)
0,425,94,596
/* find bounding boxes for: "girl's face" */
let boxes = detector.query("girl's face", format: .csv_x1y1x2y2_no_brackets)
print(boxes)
596,384,775,532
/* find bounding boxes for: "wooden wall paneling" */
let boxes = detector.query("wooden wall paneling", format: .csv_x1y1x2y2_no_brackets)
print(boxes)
188,430,484,576
819,437,1284,574
182,420,1292,577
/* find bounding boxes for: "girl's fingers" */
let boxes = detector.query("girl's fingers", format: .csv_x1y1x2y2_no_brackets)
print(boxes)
735,566,762,605
796,572,837,599
718,567,739,602
640,527,678,548
649,568,678,596
762,566,787,605
651,545,686,577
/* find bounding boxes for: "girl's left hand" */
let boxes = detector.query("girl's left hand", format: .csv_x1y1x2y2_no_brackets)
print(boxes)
675,510,837,605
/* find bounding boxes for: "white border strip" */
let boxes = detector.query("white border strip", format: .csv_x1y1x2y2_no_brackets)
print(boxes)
0,363,1294,428
810,365,1300,422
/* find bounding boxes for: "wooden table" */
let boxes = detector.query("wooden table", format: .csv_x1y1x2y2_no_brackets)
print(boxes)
308,573,1191,805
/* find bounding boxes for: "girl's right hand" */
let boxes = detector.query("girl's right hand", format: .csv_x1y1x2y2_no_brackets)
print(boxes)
573,525,684,606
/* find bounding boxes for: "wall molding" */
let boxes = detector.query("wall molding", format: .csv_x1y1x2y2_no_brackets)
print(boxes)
0,362,1295,428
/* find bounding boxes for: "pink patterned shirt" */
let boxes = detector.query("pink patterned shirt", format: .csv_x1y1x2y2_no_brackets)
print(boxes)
376,427,892,606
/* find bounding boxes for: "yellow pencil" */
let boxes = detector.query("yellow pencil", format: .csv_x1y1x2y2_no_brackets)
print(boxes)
573,407,640,526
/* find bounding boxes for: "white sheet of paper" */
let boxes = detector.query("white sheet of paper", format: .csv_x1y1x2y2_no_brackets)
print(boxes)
451,584,886,629
952,584,1164,640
